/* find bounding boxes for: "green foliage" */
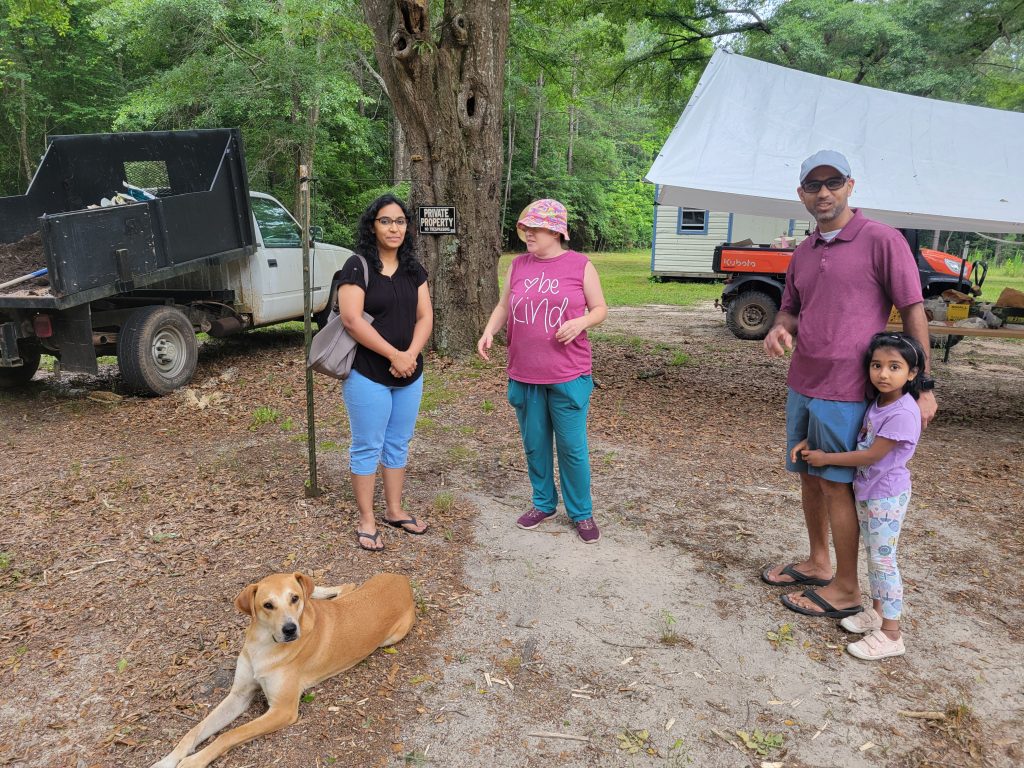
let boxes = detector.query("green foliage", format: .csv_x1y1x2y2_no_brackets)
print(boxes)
741,0,1024,104
2,0,1020,285
250,406,282,428
736,728,784,756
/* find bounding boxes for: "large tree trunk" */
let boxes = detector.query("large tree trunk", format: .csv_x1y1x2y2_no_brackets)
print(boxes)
361,0,510,354
392,115,410,184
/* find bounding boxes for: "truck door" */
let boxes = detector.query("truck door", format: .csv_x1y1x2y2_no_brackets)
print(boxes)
251,195,307,323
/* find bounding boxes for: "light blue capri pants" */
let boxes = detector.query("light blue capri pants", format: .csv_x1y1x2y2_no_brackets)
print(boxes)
342,369,423,475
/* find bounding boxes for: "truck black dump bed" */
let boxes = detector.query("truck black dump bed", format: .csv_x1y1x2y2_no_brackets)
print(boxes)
0,129,254,309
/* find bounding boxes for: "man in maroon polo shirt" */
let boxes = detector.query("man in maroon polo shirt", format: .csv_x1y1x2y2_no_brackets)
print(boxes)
761,150,938,618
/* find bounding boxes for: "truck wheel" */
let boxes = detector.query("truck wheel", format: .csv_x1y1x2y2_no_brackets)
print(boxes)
0,346,41,388
725,290,778,340
118,305,198,395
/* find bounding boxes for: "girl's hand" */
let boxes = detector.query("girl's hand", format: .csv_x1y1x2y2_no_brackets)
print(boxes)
555,317,587,345
389,350,417,378
790,440,809,464
801,448,829,467
477,331,494,360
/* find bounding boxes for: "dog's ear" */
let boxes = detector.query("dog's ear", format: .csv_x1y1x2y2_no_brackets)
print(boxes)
294,572,314,600
234,583,258,616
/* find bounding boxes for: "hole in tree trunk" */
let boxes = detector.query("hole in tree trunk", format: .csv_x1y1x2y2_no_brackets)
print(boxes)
465,93,476,117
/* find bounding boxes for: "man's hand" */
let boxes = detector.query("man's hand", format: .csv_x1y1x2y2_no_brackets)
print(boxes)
918,390,937,428
764,324,793,358
790,439,808,464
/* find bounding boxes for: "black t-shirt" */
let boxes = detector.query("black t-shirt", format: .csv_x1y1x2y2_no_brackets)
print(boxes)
335,254,428,387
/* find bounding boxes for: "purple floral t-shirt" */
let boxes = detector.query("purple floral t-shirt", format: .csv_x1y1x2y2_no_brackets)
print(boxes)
853,393,921,501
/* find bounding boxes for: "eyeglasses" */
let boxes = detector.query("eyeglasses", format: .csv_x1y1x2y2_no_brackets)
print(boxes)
801,176,848,193
376,217,408,227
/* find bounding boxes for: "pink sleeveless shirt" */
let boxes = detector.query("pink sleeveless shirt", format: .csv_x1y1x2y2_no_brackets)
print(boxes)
506,250,593,384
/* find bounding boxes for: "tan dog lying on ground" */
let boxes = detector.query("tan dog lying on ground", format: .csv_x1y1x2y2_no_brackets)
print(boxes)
151,571,415,768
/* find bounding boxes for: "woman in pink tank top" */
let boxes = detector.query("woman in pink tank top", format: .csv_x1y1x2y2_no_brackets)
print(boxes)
477,199,608,543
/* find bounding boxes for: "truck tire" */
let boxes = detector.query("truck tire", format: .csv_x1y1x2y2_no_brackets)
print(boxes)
118,305,198,395
725,290,778,340
0,346,41,388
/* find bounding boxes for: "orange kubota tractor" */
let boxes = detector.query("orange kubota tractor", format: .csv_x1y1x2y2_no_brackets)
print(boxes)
713,230,987,341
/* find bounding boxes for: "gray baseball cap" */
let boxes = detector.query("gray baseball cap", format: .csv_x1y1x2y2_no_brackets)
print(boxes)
799,150,852,183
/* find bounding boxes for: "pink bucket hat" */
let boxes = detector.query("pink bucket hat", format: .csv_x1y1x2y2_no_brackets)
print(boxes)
516,199,569,242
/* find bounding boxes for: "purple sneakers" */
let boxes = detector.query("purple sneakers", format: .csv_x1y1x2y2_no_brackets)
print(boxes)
516,507,554,530
575,517,601,543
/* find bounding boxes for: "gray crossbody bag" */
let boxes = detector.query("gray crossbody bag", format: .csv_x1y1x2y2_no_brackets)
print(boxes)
307,254,372,380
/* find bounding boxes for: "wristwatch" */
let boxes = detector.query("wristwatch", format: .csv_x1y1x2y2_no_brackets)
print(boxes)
918,374,936,392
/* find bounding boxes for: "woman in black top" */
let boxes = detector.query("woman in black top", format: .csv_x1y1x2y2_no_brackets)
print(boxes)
337,195,432,551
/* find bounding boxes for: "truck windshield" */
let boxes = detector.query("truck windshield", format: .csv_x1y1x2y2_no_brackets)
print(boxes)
252,197,301,248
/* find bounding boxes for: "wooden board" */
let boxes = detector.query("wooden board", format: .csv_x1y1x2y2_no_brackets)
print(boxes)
886,322,1024,339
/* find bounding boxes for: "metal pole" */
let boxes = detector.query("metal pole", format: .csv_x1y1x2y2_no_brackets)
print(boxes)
299,165,320,497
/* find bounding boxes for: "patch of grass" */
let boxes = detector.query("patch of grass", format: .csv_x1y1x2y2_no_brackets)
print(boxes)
410,580,428,615
420,372,457,412
434,491,455,513
447,445,474,462
280,417,295,431
481,399,495,413
978,260,1024,302
0,552,11,570
669,350,690,366
402,751,429,766
416,416,438,433
317,440,343,452
658,610,682,645
301,692,315,703
499,655,521,675
250,406,282,429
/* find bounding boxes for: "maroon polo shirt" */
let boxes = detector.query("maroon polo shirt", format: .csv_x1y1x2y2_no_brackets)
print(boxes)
779,209,923,402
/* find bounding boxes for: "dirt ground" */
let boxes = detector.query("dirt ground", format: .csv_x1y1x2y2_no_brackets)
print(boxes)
1,301,1022,768
0,232,46,290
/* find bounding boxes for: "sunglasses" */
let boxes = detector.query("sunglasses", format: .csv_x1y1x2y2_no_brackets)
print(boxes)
801,176,848,193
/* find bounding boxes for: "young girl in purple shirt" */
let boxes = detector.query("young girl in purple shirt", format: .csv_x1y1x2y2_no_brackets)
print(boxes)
792,332,924,660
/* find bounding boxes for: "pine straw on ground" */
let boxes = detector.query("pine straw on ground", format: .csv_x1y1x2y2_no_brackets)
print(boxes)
1,320,1022,767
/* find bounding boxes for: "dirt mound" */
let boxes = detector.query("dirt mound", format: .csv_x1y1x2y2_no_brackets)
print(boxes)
0,231,46,289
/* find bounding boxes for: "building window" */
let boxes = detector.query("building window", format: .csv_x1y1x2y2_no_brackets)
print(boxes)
676,208,708,235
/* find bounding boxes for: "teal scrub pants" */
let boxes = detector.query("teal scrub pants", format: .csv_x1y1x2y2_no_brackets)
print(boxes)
507,376,594,522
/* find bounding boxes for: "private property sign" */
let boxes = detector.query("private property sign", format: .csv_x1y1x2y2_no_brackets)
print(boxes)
418,206,457,235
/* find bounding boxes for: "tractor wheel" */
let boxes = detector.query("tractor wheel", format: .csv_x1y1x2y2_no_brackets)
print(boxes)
0,345,41,388
725,290,778,340
930,333,963,350
117,305,198,395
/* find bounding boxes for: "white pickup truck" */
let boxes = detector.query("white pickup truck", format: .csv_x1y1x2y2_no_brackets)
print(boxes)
0,129,352,395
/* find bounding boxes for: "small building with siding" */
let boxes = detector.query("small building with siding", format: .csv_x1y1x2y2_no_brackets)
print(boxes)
651,191,810,279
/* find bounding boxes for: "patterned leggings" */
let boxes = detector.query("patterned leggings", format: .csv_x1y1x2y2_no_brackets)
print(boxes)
856,490,910,621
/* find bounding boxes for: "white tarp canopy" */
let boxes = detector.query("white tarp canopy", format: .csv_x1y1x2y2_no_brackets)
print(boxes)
646,51,1024,234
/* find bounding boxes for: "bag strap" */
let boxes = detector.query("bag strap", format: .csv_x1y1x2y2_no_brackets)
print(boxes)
356,253,370,289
